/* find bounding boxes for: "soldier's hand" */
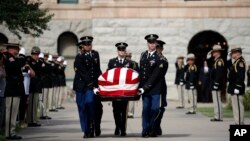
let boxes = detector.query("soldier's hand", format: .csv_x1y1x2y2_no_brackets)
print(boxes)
138,88,144,95
180,82,184,86
48,55,52,61
19,48,26,55
93,88,99,95
206,52,211,59
234,89,240,95
190,86,194,89
213,85,218,90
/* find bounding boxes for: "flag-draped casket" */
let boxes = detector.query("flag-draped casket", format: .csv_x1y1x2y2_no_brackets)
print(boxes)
98,67,140,101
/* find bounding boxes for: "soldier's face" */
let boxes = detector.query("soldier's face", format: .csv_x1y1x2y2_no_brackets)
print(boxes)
188,59,194,65
156,47,163,54
83,44,92,51
212,51,220,57
8,48,19,57
231,51,241,59
118,50,126,58
32,54,39,61
177,58,183,64
147,41,156,51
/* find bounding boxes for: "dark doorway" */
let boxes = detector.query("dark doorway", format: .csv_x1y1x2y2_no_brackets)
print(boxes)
187,30,228,102
0,33,8,44
57,32,78,83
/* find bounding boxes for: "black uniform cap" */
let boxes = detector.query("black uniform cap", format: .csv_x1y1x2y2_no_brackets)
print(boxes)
144,34,159,41
115,42,128,49
156,40,166,48
80,36,94,44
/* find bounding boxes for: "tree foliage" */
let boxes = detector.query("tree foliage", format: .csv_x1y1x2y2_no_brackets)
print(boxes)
0,0,54,39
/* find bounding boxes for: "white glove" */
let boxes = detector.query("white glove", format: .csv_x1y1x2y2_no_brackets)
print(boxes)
227,52,231,61
206,52,211,59
39,53,44,58
213,85,218,90
234,89,240,95
19,47,25,55
190,86,194,89
48,55,52,61
57,56,62,62
63,60,67,66
93,88,99,95
138,88,144,95
180,82,184,86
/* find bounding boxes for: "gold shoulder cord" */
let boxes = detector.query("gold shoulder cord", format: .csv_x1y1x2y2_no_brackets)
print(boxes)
233,59,240,72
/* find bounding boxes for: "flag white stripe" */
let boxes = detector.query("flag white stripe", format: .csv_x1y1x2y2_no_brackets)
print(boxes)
107,69,114,83
100,83,139,91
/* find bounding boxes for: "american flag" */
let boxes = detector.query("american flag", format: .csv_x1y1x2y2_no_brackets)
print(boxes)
98,67,139,98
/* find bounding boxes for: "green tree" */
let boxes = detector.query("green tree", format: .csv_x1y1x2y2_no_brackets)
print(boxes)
0,0,54,39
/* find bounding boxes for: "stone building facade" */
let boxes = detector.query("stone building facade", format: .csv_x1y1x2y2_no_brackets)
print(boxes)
1,0,250,99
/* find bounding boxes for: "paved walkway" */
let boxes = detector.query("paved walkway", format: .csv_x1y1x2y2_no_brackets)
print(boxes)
19,99,249,141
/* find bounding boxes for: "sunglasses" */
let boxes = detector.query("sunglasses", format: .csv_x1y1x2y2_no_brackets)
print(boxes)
118,48,126,51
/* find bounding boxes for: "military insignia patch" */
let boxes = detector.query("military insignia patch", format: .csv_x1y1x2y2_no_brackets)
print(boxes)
218,61,222,66
239,62,244,67
159,64,163,68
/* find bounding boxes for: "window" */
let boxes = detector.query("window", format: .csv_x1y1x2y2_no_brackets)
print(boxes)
57,0,78,4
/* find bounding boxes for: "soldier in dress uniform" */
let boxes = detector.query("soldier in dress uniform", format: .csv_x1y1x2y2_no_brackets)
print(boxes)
57,57,67,110
107,42,134,136
50,54,60,112
227,46,246,125
207,45,225,122
39,52,52,120
175,55,186,109
26,46,43,127
154,40,168,136
126,52,139,118
138,34,165,137
185,53,198,114
3,43,26,140
73,36,102,138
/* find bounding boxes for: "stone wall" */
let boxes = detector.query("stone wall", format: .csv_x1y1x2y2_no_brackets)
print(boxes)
92,18,250,99
1,18,250,99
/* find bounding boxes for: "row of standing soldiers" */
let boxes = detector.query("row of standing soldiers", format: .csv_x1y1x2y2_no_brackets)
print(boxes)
0,44,67,140
73,34,168,138
174,44,248,125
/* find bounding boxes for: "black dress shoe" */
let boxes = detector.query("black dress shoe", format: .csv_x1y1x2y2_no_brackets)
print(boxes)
57,106,65,110
49,109,58,112
210,118,223,122
95,129,101,137
6,135,22,140
114,128,120,136
156,128,162,136
176,106,184,109
120,132,127,136
28,123,41,127
83,133,90,138
142,132,148,138
40,116,52,120
149,132,158,137
186,111,196,115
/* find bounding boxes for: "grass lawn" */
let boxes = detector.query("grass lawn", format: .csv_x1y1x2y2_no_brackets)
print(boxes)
197,107,250,118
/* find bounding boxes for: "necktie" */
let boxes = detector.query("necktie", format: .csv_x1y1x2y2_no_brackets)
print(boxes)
147,53,151,59
119,59,123,64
